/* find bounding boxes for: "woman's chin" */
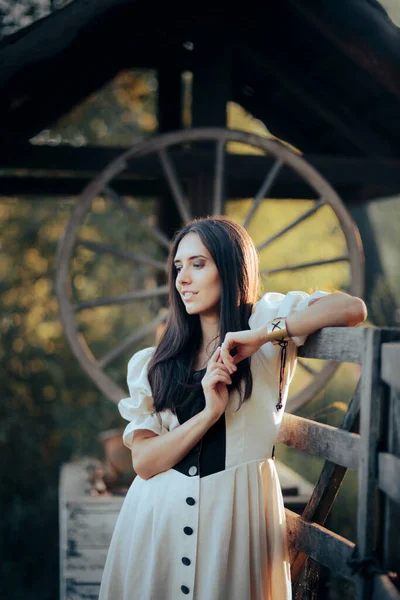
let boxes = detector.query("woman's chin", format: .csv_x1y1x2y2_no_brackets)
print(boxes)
185,306,200,315
185,303,206,316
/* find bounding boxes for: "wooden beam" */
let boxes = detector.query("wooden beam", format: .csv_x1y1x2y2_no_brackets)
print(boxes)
0,175,322,199
378,453,400,504
0,0,122,85
244,45,392,157
4,176,399,202
0,176,160,197
0,143,400,185
2,144,399,188
191,36,231,128
158,51,182,133
157,50,184,237
278,413,360,470
381,343,400,389
0,0,161,135
357,327,383,600
285,509,356,580
290,380,361,583
288,0,400,100
298,327,366,363
381,333,400,575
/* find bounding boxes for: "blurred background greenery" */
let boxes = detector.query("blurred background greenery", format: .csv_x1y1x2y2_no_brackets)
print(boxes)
1,57,399,600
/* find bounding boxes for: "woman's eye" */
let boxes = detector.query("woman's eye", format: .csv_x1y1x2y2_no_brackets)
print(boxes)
176,262,204,273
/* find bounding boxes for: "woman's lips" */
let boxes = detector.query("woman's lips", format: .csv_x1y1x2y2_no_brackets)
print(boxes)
182,292,197,302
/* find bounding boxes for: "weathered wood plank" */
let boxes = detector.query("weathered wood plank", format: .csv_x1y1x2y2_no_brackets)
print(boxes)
61,500,123,597
372,575,400,600
381,343,400,389
290,380,361,583
2,143,400,188
278,413,360,470
382,385,400,574
389,388,400,460
59,460,124,600
378,453,400,504
298,327,365,363
66,501,122,550
66,580,100,600
293,558,320,600
285,509,355,580
356,327,382,600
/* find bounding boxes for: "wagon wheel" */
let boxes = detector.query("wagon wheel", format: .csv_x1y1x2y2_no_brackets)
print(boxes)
56,127,364,412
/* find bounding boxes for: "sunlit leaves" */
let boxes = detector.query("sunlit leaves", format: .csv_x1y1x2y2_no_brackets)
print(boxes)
31,70,158,148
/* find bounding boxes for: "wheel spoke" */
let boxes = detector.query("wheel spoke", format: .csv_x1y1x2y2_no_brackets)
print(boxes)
260,255,349,277
158,148,193,223
297,359,317,376
256,198,326,252
73,285,169,311
105,186,171,250
213,139,225,215
76,238,167,272
242,159,283,228
99,311,168,368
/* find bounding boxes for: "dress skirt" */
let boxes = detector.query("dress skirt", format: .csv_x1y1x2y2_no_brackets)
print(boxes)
99,458,291,600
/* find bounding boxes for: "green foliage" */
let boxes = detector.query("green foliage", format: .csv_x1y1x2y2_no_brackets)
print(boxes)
32,70,158,147
0,68,161,599
0,197,123,598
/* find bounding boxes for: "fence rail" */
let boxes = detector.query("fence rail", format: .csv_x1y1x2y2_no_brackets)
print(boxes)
278,413,360,470
286,510,355,580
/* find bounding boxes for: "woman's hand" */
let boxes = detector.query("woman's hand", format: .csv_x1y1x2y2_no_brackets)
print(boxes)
220,328,265,374
202,347,232,422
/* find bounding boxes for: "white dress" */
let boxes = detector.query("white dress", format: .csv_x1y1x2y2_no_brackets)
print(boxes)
99,290,328,600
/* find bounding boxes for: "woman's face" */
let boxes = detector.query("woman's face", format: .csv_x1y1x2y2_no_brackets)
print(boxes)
174,232,221,318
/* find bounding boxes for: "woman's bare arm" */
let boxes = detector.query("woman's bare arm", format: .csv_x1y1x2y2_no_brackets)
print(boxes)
131,409,218,480
220,292,367,372
284,292,367,340
132,347,231,480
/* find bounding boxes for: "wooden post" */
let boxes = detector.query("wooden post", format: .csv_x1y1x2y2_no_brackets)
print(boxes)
157,51,183,238
380,342,400,577
293,558,320,600
356,328,382,600
189,36,232,217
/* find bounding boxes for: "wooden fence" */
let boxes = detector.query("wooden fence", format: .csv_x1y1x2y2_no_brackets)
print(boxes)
278,326,400,599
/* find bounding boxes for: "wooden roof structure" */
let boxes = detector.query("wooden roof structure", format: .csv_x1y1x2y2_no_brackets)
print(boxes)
0,0,399,201
0,0,399,325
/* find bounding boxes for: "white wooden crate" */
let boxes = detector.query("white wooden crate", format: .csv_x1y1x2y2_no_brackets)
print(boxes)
59,459,124,600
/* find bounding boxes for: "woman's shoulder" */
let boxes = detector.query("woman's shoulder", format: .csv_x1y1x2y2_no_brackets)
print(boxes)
125,347,156,384
127,346,155,368
251,289,329,314
250,290,306,320
249,290,329,331
251,291,285,315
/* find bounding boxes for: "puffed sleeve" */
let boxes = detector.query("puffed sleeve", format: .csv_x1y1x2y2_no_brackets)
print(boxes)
118,347,168,449
249,290,329,387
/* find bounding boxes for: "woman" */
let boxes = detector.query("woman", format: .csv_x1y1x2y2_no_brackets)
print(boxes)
99,216,367,600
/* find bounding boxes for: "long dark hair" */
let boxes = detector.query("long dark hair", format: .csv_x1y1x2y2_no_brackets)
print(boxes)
147,216,260,412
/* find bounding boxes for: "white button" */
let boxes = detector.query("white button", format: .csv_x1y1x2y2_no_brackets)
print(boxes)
188,466,197,476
